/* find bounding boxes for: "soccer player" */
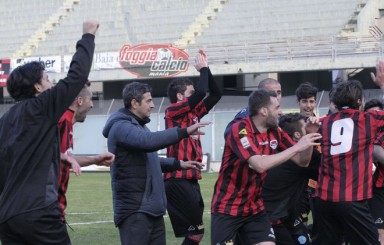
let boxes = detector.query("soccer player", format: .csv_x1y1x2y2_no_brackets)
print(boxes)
58,81,115,221
164,49,222,245
223,78,282,138
211,89,321,245
314,73,384,245
0,20,99,245
262,113,321,245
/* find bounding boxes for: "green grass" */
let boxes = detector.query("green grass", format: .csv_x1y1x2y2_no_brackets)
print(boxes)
65,172,218,245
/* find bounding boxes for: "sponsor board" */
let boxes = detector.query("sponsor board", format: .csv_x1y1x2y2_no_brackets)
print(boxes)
12,56,61,73
0,59,10,87
119,44,189,78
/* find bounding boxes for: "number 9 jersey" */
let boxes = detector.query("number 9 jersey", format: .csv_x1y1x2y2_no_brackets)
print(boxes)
316,109,384,202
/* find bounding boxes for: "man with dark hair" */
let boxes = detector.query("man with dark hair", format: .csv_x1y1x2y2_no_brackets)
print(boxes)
224,78,282,138
295,82,318,233
364,98,384,112
211,89,321,245
262,113,321,245
314,71,384,244
58,81,115,221
0,20,99,245
164,49,222,245
295,82,318,118
102,82,209,245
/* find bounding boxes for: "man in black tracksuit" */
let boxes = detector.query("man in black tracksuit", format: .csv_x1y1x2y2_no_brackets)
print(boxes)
102,82,207,245
0,21,98,245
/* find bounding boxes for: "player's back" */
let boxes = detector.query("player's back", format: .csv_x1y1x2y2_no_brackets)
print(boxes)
317,109,384,202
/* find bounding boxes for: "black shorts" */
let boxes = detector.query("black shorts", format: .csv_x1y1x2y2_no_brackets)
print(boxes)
164,179,204,237
369,187,384,229
0,202,71,245
118,213,165,245
211,211,275,245
313,198,379,245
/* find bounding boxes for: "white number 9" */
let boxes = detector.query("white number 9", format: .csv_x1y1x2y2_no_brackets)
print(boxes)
330,118,354,155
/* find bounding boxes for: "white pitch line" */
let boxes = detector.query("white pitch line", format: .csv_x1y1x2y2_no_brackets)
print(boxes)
67,211,213,225
69,220,114,226
66,212,113,215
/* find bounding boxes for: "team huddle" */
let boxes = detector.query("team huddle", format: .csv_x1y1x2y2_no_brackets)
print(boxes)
1,21,384,245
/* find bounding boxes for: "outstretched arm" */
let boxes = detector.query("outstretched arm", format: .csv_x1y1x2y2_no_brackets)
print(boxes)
74,152,115,167
248,133,322,172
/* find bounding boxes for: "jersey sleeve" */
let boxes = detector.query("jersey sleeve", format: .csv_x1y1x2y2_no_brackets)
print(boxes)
165,99,191,119
58,117,72,154
277,128,295,151
193,100,208,119
228,121,261,161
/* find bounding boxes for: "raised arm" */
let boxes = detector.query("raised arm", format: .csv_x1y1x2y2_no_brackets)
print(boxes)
203,67,222,112
42,20,99,122
187,50,209,109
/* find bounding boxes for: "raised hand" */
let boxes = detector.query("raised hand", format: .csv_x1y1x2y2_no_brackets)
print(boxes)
83,20,99,35
194,50,208,72
371,60,384,90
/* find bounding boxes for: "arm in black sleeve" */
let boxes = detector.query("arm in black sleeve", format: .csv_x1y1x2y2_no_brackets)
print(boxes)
187,67,209,109
45,34,95,122
203,67,223,112
177,127,189,139
160,158,181,172
302,149,321,180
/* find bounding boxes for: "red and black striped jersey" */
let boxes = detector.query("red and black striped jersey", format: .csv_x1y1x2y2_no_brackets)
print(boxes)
373,132,384,188
211,116,295,217
164,98,207,180
316,109,384,202
58,109,74,220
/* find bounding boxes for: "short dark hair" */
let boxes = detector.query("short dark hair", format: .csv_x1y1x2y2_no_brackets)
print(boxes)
123,82,152,109
332,80,363,110
7,61,45,101
364,99,384,112
248,89,277,117
258,78,280,90
279,113,306,138
167,78,194,103
296,82,318,101
77,80,91,98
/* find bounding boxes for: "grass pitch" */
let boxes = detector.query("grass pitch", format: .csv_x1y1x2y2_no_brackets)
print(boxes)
65,172,218,245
